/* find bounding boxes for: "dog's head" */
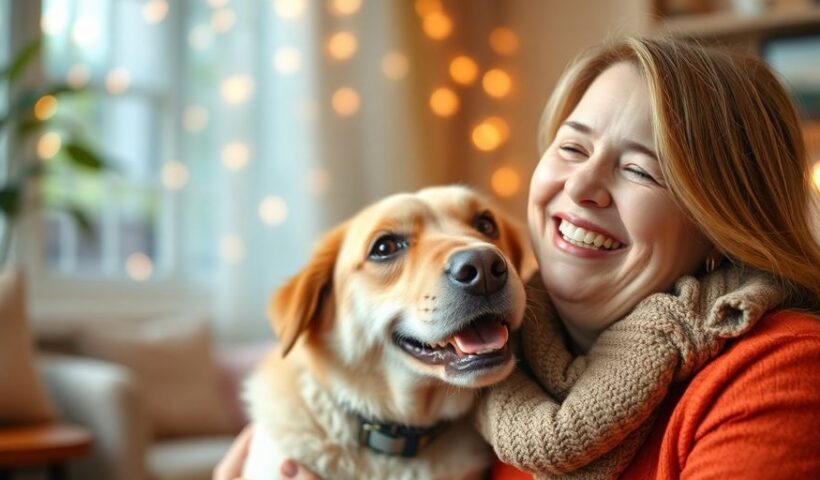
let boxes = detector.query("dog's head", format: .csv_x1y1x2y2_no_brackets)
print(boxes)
269,186,533,391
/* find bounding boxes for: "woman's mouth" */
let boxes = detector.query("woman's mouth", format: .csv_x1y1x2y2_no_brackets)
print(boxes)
556,218,624,251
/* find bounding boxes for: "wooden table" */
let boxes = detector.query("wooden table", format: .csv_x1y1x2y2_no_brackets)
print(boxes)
0,423,92,480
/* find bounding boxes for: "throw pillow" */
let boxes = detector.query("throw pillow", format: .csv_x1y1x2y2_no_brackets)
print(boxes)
0,269,57,425
78,317,235,438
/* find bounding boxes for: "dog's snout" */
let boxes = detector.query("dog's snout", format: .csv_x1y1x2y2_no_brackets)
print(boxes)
446,248,508,296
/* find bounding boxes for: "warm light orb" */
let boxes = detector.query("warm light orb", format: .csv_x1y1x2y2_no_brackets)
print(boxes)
220,75,255,104
221,142,251,171
471,121,503,152
329,0,362,16
105,68,131,95
183,105,209,133
274,0,306,20
161,161,189,190
210,8,236,33
72,16,101,46
307,166,332,195
327,31,358,61
414,0,442,17
219,235,246,265
332,87,360,117
483,68,512,98
485,116,510,142
34,95,58,121
125,252,154,282
489,27,519,55
449,55,478,85
67,64,91,88
274,47,301,74
37,132,62,160
188,25,212,50
422,11,452,40
207,0,230,7
491,166,521,197
813,160,820,191
259,196,288,226
41,6,69,36
382,52,409,80
429,87,459,117
143,0,169,25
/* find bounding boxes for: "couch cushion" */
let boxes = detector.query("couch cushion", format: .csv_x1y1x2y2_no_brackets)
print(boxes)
78,317,235,439
148,436,234,480
0,269,57,425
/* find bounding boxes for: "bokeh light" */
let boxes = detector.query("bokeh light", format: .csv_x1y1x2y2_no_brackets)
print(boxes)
415,0,442,17
274,0,306,20
382,52,410,80
34,95,58,121
449,55,478,85
422,11,452,40
183,105,209,133
207,0,230,7
274,47,302,74
327,31,358,61
221,142,251,171
259,196,288,226
41,5,69,35
125,252,153,281
483,68,512,98
332,87,360,116
220,74,255,104
489,27,519,55
37,132,62,160
329,0,362,16
210,8,236,33
471,120,503,152
105,68,131,95
72,16,100,46
143,0,169,24
219,235,246,265
188,24,213,50
161,161,190,190
485,116,510,143
429,87,459,117
491,166,521,197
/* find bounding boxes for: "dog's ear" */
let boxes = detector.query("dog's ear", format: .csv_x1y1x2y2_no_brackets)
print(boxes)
500,216,537,282
269,222,347,357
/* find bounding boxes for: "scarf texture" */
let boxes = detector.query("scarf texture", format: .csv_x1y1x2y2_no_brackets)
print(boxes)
475,265,788,479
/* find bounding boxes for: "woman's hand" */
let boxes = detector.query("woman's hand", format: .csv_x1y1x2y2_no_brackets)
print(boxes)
212,424,321,480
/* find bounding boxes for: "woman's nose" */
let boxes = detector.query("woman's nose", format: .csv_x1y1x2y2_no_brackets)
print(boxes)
564,158,612,208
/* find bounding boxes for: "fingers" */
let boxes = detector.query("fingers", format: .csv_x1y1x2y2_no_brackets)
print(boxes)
280,459,321,480
213,424,255,480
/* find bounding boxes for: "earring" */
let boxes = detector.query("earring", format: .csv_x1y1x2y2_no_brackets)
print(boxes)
705,256,717,273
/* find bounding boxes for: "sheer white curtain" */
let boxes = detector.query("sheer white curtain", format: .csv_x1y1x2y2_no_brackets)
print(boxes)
190,0,432,340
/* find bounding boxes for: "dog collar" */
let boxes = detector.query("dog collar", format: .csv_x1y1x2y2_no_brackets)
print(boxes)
357,416,446,457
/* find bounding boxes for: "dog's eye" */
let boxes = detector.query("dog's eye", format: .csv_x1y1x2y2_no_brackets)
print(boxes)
474,212,499,238
368,234,407,260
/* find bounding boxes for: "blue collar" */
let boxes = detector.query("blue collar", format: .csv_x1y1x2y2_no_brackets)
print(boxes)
357,416,447,457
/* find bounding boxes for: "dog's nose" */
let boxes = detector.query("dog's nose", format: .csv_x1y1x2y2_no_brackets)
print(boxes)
446,248,508,296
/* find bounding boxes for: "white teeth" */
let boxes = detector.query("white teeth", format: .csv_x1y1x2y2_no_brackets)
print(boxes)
558,219,622,251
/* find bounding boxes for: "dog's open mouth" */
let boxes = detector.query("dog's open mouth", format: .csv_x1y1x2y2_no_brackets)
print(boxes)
392,314,512,373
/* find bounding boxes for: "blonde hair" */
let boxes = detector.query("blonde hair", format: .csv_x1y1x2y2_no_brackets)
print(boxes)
539,36,820,305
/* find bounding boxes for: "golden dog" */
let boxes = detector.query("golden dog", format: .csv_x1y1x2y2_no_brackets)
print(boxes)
242,186,532,480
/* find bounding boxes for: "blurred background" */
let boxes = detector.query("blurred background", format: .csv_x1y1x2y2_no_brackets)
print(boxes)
0,2,818,480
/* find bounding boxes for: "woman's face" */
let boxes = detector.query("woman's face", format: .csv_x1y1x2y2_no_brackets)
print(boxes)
528,62,713,350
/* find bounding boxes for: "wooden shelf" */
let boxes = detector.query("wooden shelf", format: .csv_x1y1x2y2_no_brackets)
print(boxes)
655,6,820,39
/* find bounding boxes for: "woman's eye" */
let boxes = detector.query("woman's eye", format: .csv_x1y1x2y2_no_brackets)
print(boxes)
624,166,657,183
368,234,406,260
474,213,499,238
559,144,587,157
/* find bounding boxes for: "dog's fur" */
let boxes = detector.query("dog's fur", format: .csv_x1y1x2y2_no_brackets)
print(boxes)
242,186,533,480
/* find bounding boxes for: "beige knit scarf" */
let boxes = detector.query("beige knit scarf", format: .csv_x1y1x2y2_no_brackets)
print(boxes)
475,265,788,479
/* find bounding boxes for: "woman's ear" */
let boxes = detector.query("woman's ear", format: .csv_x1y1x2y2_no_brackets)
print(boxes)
268,222,348,357
501,216,538,282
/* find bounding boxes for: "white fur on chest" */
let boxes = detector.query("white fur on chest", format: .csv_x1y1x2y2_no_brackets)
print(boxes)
241,369,491,480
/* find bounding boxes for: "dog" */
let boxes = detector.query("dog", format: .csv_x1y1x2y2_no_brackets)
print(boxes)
242,186,532,480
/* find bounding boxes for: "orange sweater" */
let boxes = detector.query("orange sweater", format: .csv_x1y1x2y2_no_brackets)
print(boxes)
490,310,820,479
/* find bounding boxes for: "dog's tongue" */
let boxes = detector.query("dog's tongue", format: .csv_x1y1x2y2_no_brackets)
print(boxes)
451,320,508,355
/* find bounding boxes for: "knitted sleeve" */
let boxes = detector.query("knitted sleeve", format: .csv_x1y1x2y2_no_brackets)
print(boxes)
474,267,785,479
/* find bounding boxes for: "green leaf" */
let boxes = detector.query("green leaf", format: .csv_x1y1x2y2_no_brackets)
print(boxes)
64,142,106,171
0,37,42,83
0,184,22,218
65,205,94,238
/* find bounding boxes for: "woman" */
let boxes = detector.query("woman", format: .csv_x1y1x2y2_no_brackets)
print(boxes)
215,36,820,480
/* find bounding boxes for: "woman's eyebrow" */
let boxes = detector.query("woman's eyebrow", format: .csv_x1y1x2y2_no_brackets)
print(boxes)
562,120,658,161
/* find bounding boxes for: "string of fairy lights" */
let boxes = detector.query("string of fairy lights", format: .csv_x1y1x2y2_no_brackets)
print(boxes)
30,0,820,281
